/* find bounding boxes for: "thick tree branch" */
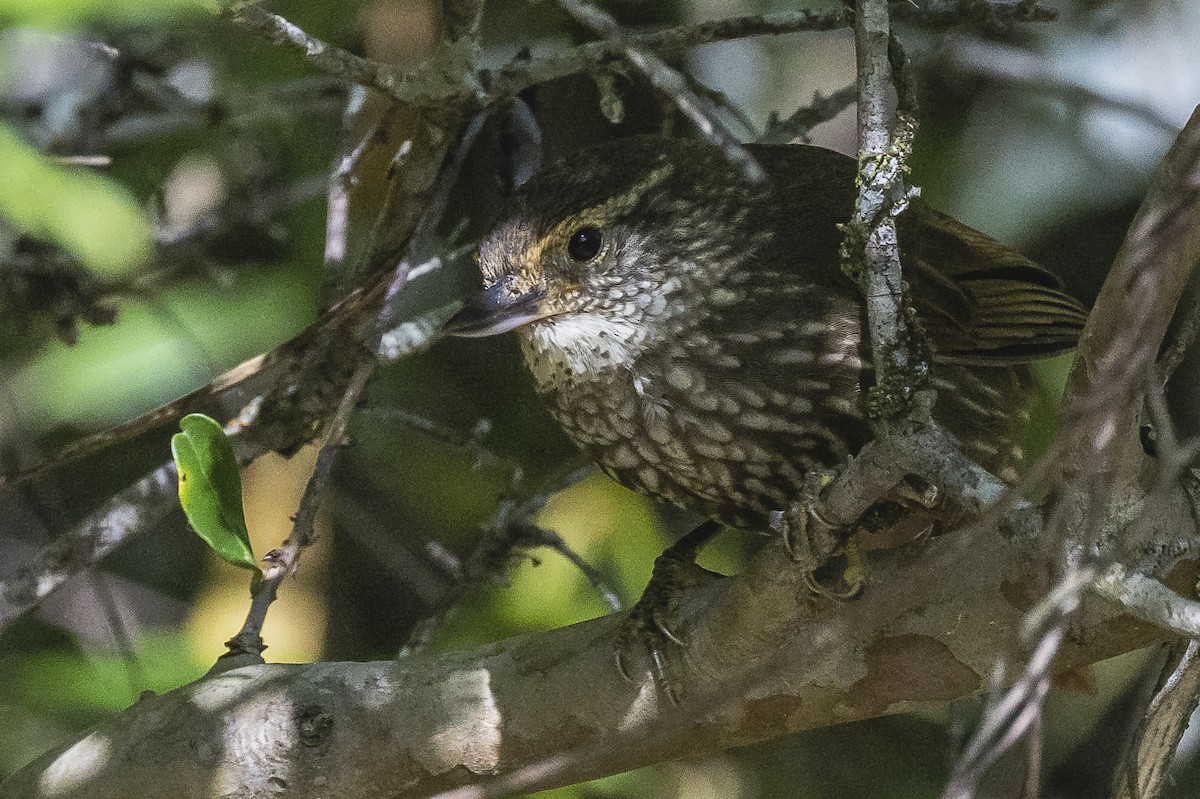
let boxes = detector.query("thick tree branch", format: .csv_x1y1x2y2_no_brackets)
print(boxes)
1094,565,1200,637
1062,103,1200,479
4,482,1192,799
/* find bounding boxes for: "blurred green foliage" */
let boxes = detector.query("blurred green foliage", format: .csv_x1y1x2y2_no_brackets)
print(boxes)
6,269,316,431
0,122,151,277
0,0,203,28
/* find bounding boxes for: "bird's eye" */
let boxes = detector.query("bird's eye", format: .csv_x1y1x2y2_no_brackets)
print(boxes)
566,227,603,262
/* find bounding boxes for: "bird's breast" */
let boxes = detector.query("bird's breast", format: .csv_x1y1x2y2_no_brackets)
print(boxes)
535,325,873,528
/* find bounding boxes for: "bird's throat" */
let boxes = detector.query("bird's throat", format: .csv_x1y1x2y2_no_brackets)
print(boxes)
520,313,649,392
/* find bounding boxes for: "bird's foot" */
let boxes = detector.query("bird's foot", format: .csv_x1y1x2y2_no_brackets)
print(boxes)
799,537,866,599
614,521,723,705
775,470,944,597
773,469,867,599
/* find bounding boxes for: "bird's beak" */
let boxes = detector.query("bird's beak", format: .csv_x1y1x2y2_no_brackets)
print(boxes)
444,282,551,338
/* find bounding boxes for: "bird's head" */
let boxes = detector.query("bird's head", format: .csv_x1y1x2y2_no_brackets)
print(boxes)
445,136,763,384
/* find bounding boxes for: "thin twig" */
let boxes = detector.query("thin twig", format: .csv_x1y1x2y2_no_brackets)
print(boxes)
214,1,1054,118
760,84,857,144
472,10,855,108
213,112,484,675
52,154,111,166
217,1,412,100
557,0,764,183
525,523,623,612
486,1,1049,108
892,0,1056,28
219,4,853,110
364,407,498,469
846,0,925,423
942,565,1094,799
321,85,371,305
213,359,376,672
400,463,601,653
0,463,179,630
681,72,759,139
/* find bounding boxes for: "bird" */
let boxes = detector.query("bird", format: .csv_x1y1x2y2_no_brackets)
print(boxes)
445,134,1087,689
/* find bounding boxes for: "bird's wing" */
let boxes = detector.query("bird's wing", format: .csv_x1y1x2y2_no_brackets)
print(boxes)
900,204,1090,365
746,142,1089,366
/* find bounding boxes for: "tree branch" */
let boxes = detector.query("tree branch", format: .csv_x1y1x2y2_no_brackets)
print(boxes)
849,0,925,420
1094,565,1200,637
556,0,764,182
0,462,179,627
483,9,853,105
1111,640,1200,799
943,103,1200,798
217,1,415,99
1061,104,1200,480
217,5,857,111
3,485,1189,799
215,359,376,672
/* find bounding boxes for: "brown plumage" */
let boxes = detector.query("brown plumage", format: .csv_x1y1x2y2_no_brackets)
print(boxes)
447,135,1088,531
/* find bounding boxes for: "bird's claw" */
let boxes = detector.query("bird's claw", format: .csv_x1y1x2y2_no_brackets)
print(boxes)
772,468,868,599
613,583,687,705
799,536,866,600
773,468,844,567
614,594,685,680
613,523,723,705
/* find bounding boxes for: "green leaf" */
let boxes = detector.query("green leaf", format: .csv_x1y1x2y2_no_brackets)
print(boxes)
171,413,258,573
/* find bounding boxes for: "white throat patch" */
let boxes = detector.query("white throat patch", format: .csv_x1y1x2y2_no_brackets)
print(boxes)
520,313,647,390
